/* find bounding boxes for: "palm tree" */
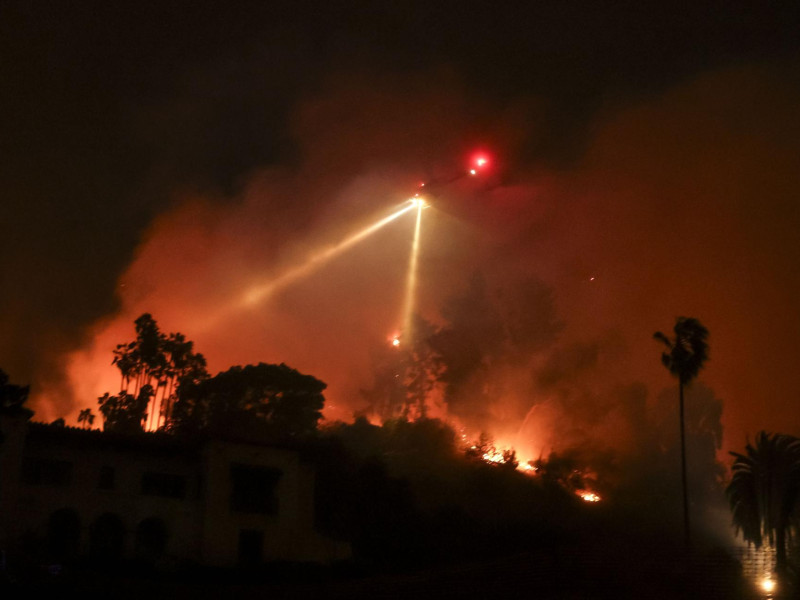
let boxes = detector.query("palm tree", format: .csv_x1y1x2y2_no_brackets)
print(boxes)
727,432,800,574
654,316,709,546
78,408,95,429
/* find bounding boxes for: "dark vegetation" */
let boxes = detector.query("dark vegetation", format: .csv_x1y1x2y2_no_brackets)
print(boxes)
0,368,31,418
96,313,325,440
360,274,563,427
727,431,800,592
4,312,796,597
87,314,591,567
83,315,722,571
308,417,583,568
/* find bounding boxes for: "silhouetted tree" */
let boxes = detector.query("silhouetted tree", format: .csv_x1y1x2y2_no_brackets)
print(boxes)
624,382,727,539
382,417,461,476
111,314,207,429
654,316,709,546
98,384,154,434
429,273,505,425
430,272,562,428
171,363,325,439
727,432,800,575
0,368,31,417
77,408,95,429
532,450,598,492
401,318,444,420
361,315,443,421
112,313,164,396
313,416,577,564
159,331,208,428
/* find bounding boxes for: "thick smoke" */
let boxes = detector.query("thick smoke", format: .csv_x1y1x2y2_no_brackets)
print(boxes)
0,2,796,461
40,78,522,421
24,62,797,477
3,8,798,558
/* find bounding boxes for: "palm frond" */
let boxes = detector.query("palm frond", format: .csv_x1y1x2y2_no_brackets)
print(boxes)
726,432,800,561
653,331,672,349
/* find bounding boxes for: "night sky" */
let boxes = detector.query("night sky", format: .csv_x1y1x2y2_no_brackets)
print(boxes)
3,2,800,459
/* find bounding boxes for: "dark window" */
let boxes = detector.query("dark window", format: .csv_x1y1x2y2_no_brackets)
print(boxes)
99,465,115,490
196,473,204,499
46,508,81,561
21,457,73,486
141,471,186,499
237,529,264,567
90,513,125,562
135,517,168,561
230,464,281,514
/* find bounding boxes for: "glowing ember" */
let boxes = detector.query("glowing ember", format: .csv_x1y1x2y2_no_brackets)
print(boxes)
469,169,477,175
465,437,525,469
476,157,488,167
482,448,506,464
579,491,601,503
391,336,400,347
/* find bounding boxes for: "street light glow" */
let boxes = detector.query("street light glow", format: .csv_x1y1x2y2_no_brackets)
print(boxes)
759,576,776,595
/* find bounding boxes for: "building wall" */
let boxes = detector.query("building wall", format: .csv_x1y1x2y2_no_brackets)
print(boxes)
0,415,349,568
203,441,302,565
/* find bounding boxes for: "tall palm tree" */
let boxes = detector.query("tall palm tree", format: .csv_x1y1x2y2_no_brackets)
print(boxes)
727,432,800,574
78,408,95,429
654,316,709,546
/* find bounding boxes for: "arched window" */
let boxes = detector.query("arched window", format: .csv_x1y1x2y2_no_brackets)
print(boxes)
46,508,81,562
134,517,168,561
89,512,126,563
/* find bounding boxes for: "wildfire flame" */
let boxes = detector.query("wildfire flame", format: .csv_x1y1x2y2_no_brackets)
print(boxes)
481,448,507,464
578,491,601,503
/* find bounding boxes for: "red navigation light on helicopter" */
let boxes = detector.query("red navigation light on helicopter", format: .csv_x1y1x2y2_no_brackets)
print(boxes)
469,153,490,175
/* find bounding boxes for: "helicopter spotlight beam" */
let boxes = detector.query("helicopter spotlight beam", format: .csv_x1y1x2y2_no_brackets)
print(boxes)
242,201,418,307
400,201,424,343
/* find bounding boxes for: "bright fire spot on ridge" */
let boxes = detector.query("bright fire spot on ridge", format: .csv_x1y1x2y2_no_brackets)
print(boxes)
481,448,507,464
579,491,601,503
